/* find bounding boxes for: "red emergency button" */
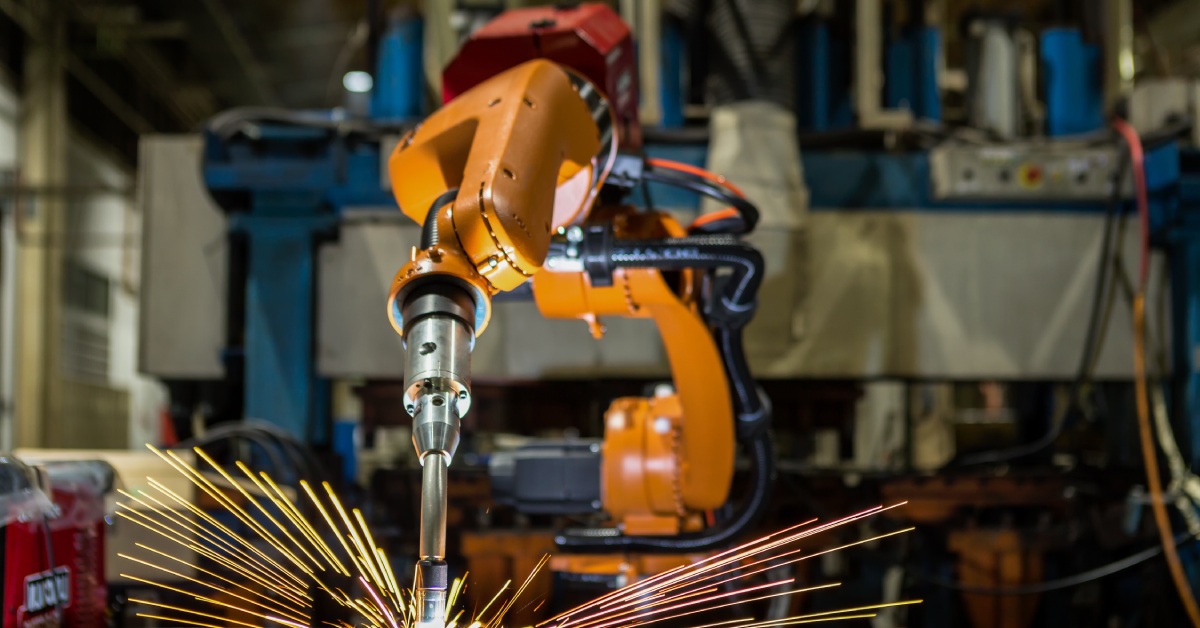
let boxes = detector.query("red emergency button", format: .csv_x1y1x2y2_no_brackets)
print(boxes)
1018,163,1043,189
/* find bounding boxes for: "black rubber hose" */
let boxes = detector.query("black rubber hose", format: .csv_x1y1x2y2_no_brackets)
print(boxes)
182,431,288,480
556,430,774,552
608,236,761,310
608,236,764,419
642,168,760,234
206,106,409,140
420,188,459,249
716,326,760,427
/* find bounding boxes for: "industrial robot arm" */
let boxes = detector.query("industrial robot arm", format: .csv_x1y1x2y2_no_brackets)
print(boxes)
385,58,613,627
386,6,770,626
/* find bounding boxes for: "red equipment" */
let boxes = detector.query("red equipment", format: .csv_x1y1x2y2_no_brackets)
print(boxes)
1,459,108,627
442,2,641,148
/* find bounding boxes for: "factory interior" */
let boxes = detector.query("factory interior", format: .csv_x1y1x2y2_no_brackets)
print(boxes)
5,0,1200,626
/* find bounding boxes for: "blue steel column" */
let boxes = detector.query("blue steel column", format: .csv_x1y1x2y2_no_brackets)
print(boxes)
659,18,685,129
796,18,830,131
234,200,337,444
1174,236,1200,467
915,26,941,121
1147,145,1200,467
372,15,425,120
884,26,940,122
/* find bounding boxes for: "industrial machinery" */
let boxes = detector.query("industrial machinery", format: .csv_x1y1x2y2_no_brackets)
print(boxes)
379,6,769,626
0,456,111,627
131,1,1200,626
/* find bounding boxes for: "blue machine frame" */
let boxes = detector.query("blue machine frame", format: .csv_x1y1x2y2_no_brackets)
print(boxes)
196,11,1200,476
203,126,394,445
200,16,423,444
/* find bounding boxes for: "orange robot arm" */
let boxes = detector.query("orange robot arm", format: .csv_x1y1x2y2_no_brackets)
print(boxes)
384,59,618,626
387,57,768,628
386,58,614,338
534,211,735,537
388,7,768,625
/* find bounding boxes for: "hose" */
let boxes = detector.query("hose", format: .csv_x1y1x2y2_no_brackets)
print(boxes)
176,421,327,486
1133,294,1200,625
918,531,1197,595
419,188,459,249
642,168,760,235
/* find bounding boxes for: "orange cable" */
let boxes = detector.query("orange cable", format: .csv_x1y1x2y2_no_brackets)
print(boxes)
1117,113,1200,627
690,207,740,229
1133,295,1200,627
646,158,747,198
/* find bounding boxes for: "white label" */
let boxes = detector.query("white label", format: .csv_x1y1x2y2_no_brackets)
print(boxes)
24,567,70,615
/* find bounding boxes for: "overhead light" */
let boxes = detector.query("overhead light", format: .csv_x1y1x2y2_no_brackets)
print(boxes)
343,71,374,93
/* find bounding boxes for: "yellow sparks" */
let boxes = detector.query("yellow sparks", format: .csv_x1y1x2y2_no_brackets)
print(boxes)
119,445,915,628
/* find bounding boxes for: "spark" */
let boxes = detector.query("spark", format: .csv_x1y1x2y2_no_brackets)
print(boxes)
118,445,916,627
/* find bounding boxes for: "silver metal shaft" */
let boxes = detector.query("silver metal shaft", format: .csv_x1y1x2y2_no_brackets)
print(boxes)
419,452,449,561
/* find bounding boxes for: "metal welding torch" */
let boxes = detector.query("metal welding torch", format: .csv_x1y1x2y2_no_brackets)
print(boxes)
400,283,476,628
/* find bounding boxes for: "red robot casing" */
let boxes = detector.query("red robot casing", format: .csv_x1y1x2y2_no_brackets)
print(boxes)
443,2,641,148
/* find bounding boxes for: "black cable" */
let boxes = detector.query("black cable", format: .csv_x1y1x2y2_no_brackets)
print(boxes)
182,428,288,479
206,106,408,141
954,145,1130,467
641,173,656,212
610,237,762,310
242,421,329,482
176,421,327,486
956,119,1192,467
420,188,459,249
692,217,744,235
247,425,322,483
917,532,1196,595
642,167,760,234
607,236,765,420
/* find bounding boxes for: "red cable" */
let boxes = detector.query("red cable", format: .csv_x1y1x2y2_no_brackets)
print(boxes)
1110,117,1150,290
1112,115,1200,627
689,207,740,230
646,158,747,199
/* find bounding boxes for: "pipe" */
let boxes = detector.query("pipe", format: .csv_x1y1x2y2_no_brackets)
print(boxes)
642,168,760,234
419,452,449,561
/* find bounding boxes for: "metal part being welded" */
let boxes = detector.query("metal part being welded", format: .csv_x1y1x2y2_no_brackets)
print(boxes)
402,284,474,628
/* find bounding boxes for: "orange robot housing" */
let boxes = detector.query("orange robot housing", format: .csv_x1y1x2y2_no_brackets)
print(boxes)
386,2,769,551
386,59,735,534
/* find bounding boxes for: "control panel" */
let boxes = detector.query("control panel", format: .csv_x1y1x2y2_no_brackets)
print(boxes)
930,141,1125,202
